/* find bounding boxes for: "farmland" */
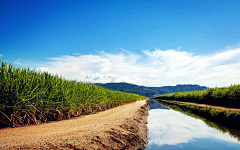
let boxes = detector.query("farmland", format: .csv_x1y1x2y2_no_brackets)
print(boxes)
154,85,240,129
156,85,240,108
0,62,146,128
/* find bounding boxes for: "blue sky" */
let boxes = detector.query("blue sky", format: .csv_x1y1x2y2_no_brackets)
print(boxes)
1,0,240,87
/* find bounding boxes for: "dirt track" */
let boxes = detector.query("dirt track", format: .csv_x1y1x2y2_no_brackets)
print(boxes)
161,100,240,112
0,99,149,150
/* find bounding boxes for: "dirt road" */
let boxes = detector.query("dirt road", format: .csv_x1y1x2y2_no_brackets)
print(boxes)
0,99,149,150
161,100,240,112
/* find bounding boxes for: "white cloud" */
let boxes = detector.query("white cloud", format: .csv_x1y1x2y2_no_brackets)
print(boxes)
37,48,240,87
73,53,81,55
85,73,142,85
38,67,50,73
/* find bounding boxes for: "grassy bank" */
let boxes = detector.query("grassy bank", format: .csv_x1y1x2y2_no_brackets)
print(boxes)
0,62,146,128
158,100,240,141
159,100,240,129
156,85,240,108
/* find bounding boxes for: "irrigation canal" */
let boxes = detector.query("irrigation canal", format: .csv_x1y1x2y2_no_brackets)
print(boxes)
146,100,240,150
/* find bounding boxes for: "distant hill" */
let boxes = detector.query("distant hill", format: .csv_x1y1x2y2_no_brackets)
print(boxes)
94,82,208,97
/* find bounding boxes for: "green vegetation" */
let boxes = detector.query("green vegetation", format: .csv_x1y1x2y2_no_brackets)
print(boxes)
159,100,240,129
0,62,146,128
156,85,240,108
95,82,207,97
159,101,240,141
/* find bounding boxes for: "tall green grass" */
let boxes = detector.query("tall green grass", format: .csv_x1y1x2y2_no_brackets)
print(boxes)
156,85,240,108
0,61,146,128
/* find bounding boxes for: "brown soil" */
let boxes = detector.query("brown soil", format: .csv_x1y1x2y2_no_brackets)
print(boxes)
161,100,240,112
0,99,149,150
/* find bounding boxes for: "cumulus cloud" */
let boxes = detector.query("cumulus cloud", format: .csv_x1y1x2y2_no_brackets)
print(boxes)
37,48,240,87
85,73,142,85
38,67,50,73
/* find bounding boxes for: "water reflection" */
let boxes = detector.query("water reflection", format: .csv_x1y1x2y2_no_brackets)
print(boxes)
148,100,170,110
146,101,240,150
161,101,240,141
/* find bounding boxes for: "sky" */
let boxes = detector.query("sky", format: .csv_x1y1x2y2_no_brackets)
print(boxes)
1,0,240,87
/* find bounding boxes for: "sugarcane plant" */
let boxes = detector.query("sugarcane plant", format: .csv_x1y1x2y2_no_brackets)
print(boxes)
0,61,146,128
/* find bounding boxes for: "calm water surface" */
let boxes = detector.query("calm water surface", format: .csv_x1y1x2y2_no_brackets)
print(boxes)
146,100,240,150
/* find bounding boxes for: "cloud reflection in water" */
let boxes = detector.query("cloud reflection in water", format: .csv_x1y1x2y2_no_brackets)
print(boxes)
147,109,240,147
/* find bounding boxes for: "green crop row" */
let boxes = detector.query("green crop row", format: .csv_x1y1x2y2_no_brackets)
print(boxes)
0,61,146,128
156,85,240,108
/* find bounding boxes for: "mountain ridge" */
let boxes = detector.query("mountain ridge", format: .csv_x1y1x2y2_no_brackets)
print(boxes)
94,82,208,97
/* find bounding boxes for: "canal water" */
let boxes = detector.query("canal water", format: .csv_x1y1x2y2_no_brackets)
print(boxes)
146,100,240,150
